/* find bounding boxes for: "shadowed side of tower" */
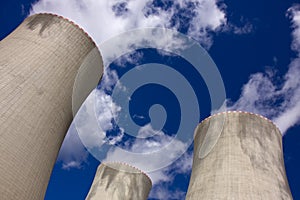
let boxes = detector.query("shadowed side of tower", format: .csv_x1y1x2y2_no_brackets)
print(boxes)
0,14,103,199
186,111,293,200
86,163,152,200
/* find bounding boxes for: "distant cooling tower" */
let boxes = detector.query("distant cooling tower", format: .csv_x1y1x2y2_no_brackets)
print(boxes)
0,14,103,199
86,163,152,200
186,111,293,199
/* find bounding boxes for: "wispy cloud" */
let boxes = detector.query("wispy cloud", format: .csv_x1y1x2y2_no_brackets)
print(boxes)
227,5,300,134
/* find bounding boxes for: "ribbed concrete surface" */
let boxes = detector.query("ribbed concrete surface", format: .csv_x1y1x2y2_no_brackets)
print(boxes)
0,14,102,199
86,163,152,200
186,111,293,200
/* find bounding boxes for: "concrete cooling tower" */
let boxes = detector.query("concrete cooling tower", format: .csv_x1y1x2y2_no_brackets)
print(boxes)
85,162,152,200
0,14,103,199
186,111,293,200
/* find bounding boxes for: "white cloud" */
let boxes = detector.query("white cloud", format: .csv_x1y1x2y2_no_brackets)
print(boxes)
103,124,189,184
73,89,120,149
172,150,193,174
30,0,227,48
148,150,193,199
57,124,88,170
95,90,122,134
224,21,253,35
150,186,186,200
289,5,300,53
62,161,84,170
227,5,300,134
57,88,123,169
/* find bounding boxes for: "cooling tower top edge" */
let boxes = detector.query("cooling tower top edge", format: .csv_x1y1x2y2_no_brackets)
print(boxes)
194,110,282,139
101,161,153,186
28,13,97,48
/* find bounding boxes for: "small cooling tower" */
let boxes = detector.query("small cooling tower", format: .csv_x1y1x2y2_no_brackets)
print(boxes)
86,162,152,200
186,111,293,200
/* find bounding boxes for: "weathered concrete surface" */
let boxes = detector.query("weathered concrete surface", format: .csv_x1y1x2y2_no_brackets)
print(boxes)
186,111,293,200
0,14,102,199
86,163,152,200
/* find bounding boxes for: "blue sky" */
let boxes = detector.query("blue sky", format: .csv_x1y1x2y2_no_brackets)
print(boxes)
1,0,300,199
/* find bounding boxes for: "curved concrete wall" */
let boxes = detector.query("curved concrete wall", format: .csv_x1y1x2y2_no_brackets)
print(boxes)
86,163,152,200
186,111,293,200
0,14,102,199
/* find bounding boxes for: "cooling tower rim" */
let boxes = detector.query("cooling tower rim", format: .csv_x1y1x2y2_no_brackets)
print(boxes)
194,110,282,138
101,161,153,186
28,13,97,48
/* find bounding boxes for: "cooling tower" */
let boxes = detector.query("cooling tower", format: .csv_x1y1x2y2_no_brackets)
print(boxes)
0,14,103,199
186,111,293,200
86,162,152,200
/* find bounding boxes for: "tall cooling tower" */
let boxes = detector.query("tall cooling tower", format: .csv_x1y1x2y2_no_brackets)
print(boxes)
186,111,293,199
0,14,103,199
86,162,152,200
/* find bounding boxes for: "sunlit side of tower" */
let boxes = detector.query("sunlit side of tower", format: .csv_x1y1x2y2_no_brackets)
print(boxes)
0,14,102,199
86,163,152,200
186,111,293,200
